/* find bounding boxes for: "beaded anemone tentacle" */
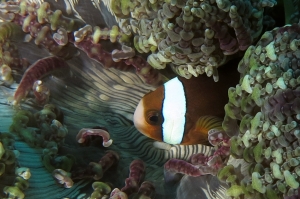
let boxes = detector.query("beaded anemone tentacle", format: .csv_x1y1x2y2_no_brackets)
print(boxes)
164,129,231,182
71,24,164,86
0,1,84,57
0,22,30,86
0,0,164,88
110,0,277,80
220,23,300,199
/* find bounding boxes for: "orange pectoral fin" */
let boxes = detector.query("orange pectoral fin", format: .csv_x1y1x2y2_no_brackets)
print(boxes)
182,116,223,145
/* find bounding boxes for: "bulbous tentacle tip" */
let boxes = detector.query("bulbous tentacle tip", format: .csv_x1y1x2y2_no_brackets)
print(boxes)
15,167,31,180
91,181,112,198
76,128,113,147
3,185,25,199
110,188,128,199
52,169,74,188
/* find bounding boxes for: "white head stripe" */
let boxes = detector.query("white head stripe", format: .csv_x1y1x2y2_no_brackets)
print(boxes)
162,77,186,144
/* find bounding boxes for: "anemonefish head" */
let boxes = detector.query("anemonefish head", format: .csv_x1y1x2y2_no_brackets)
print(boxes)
134,77,187,145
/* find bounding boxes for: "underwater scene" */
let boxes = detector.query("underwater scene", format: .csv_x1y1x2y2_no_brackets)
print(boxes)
0,0,300,198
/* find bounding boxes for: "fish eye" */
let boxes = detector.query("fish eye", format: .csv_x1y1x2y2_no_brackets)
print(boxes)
149,115,159,122
146,110,162,125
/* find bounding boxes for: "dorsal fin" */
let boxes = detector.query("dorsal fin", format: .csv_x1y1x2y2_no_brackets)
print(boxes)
182,116,223,145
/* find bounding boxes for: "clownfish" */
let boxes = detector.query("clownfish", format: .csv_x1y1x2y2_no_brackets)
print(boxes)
133,65,240,145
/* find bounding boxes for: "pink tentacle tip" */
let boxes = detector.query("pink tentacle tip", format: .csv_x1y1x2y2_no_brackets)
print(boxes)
32,80,50,105
213,145,230,157
53,28,68,46
13,56,69,105
110,188,128,199
190,153,208,166
208,129,230,146
99,150,119,172
121,160,146,195
76,128,113,147
52,169,73,188
137,181,155,198
129,160,145,181
207,155,222,167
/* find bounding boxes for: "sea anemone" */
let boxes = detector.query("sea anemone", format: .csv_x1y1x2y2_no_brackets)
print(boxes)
0,0,289,198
